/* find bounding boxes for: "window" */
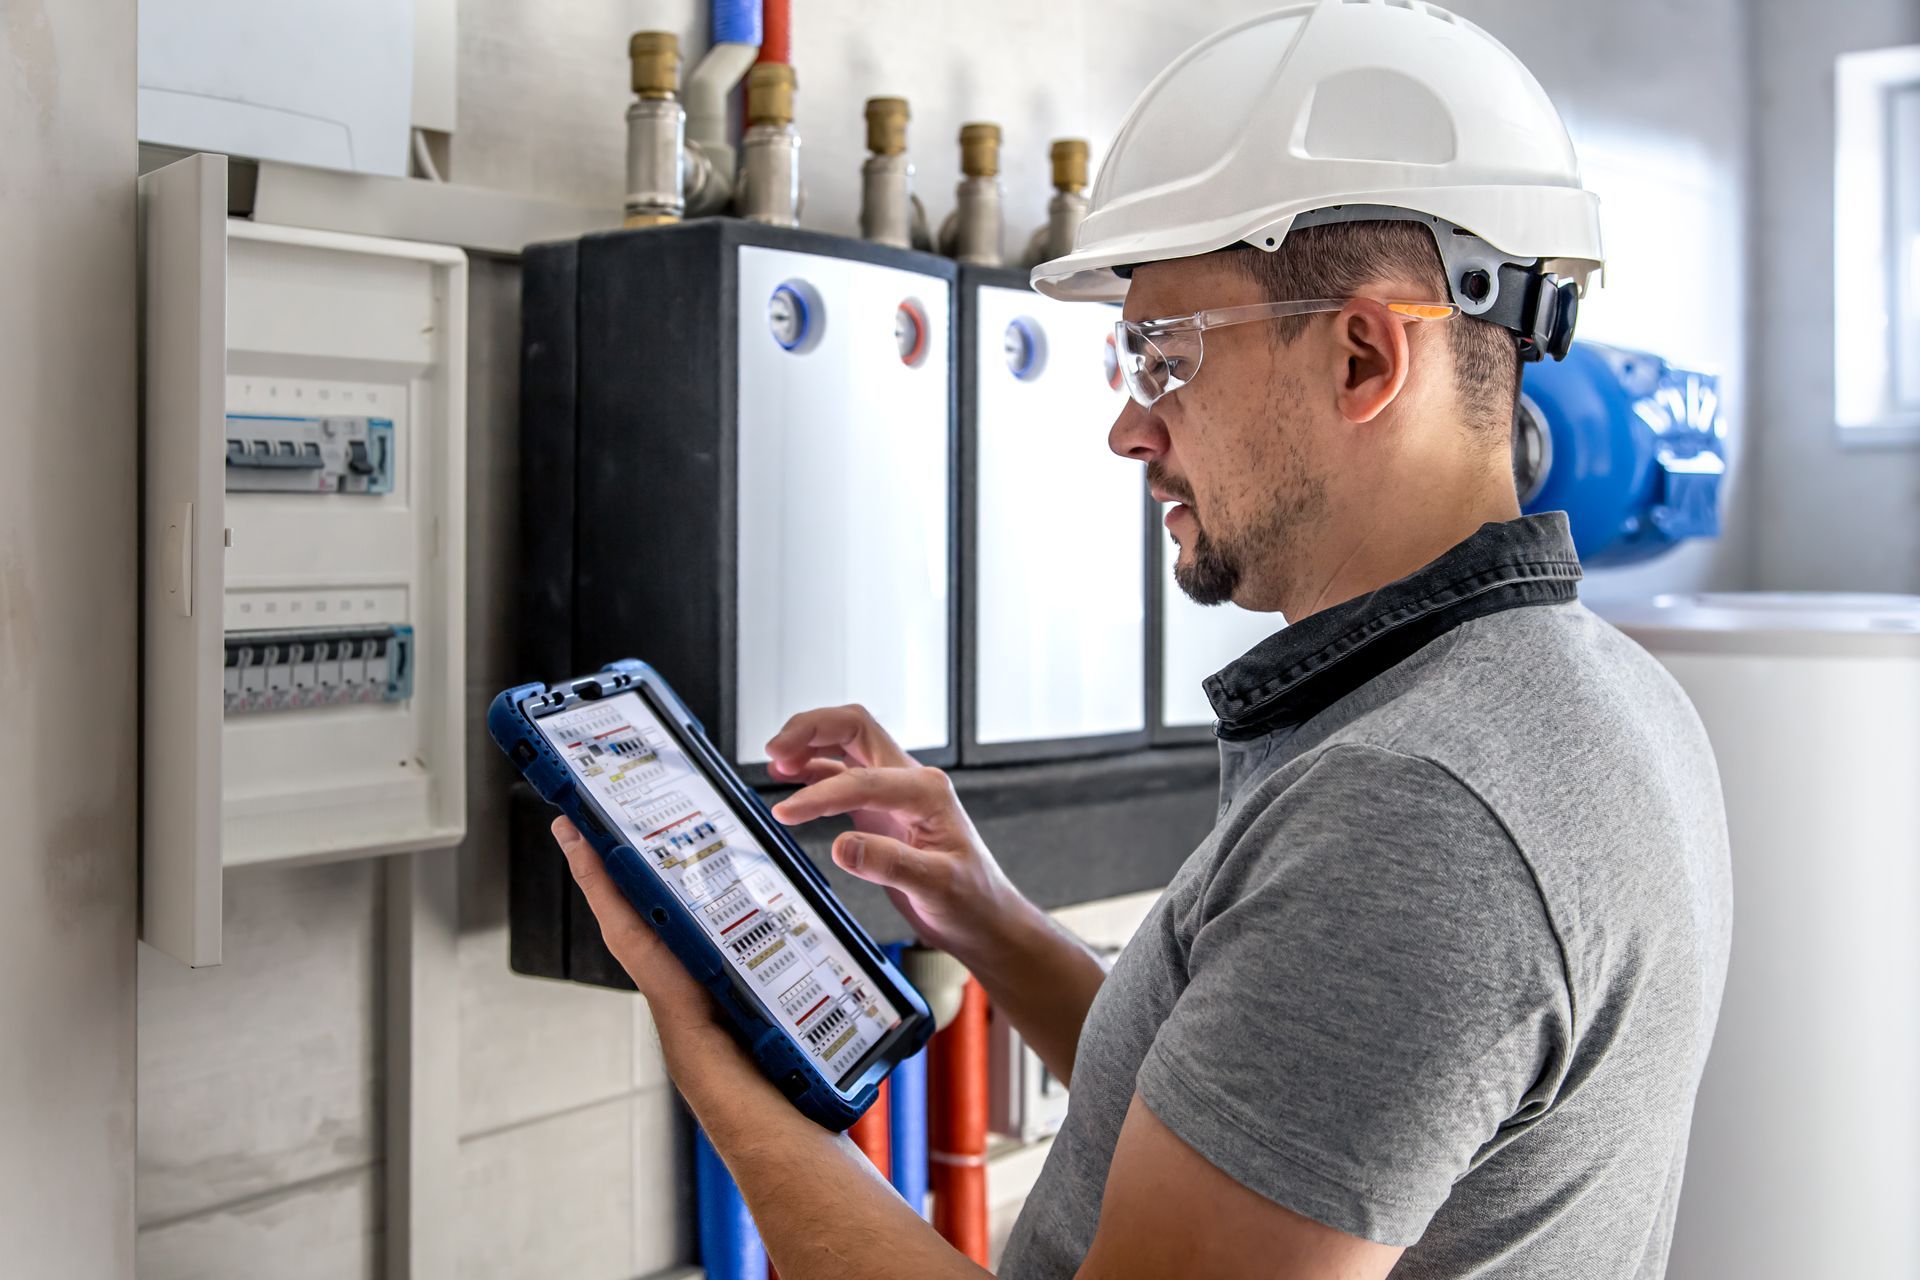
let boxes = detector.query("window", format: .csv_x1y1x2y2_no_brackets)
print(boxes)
1835,45,1920,443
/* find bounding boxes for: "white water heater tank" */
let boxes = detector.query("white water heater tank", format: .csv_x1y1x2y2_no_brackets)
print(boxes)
1603,592,1920,1280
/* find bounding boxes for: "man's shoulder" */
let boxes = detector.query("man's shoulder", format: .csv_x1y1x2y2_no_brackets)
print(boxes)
1321,600,1720,811
1283,597,1732,1001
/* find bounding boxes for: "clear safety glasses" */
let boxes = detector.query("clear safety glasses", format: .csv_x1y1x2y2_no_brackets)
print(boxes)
1112,298,1459,409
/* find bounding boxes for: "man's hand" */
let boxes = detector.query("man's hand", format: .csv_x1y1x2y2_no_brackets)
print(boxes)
766,704,1109,1085
550,816,751,1076
765,704,1024,962
554,815,989,1280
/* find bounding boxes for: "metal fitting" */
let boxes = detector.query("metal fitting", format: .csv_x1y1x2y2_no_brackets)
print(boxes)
866,96,909,155
959,122,1001,178
1050,138,1089,193
628,31,680,98
624,96,686,226
860,97,915,249
1027,138,1091,265
737,63,800,226
940,123,1004,265
746,61,795,127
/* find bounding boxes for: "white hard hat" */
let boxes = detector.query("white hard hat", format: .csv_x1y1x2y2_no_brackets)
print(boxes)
1032,0,1604,358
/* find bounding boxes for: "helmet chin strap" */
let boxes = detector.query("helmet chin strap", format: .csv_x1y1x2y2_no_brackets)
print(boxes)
1253,204,1581,361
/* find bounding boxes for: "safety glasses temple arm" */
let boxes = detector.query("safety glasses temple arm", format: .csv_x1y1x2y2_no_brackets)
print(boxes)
1134,298,1457,336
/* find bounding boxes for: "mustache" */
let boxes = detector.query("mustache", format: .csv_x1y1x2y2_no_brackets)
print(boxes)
1146,461,1195,509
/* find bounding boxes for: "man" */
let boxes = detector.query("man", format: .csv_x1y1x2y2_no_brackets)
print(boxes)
555,3,1731,1276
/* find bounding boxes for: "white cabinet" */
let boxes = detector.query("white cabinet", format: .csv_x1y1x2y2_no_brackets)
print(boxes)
962,275,1147,762
733,245,954,765
140,154,467,966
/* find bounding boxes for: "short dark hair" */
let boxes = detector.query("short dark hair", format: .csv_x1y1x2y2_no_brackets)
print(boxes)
1233,220,1520,431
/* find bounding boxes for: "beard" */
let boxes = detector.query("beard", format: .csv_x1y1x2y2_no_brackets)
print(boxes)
1149,431,1326,611
1150,461,1242,606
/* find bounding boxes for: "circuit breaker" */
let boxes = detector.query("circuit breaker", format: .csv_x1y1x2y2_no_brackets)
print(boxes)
521,219,956,772
140,154,467,966
959,267,1147,764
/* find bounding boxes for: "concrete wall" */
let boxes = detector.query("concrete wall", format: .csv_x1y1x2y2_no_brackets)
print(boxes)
0,0,141,1274
132,3,1758,1276
1749,0,1920,594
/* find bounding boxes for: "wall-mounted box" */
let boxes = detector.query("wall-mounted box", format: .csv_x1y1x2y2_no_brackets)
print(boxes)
1148,501,1283,744
138,0,414,176
520,220,957,773
958,267,1147,764
141,154,468,967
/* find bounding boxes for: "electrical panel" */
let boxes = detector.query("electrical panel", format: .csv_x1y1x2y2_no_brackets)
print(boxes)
1150,505,1284,742
520,220,956,774
140,153,467,967
959,267,1147,763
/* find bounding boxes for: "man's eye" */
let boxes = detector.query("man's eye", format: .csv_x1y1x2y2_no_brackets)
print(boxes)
1164,355,1197,383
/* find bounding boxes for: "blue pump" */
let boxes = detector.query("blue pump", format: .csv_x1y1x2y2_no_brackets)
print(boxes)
1516,341,1725,567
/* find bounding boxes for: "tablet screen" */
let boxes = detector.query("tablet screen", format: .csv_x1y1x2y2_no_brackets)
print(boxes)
533,690,904,1089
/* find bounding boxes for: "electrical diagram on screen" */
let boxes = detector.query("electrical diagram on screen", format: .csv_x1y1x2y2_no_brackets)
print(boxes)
542,695,902,1083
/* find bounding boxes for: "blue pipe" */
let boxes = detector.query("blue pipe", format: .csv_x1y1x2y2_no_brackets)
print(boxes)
711,0,762,46
887,943,932,1218
696,1126,767,1280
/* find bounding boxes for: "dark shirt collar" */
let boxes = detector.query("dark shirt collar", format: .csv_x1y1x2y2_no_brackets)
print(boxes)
1204,512,1583,740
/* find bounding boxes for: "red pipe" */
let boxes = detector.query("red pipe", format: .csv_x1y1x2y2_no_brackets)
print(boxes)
848,1077,893,1178
929,979,991,1265
756,0,790,64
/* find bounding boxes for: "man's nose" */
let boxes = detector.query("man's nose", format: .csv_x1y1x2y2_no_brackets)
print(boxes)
1108,398,1168,462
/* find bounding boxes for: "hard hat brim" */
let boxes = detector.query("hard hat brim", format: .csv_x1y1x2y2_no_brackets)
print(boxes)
1032,187,1604,303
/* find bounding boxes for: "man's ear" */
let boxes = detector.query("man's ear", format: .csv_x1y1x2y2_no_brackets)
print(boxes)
1330,298,1413,424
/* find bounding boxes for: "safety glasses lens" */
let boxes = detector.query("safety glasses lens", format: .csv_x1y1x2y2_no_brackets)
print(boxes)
1116,325,1170,408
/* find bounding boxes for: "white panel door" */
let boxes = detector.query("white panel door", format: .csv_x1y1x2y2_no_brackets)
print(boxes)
973,285,1144,746
734,247,952,762
140,153,228,967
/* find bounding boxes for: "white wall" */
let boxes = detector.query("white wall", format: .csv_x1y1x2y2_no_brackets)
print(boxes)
0,0,141,1274
132,3,1757,1277
1749,0,1920,594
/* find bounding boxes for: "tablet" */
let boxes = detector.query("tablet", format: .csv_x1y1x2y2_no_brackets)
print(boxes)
490,660,933,1130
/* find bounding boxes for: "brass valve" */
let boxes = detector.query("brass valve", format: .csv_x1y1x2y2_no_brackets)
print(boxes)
865,97,910,156
1051,138,1089,192
959,123,1001,179
747,62,796,127
629,31,680,99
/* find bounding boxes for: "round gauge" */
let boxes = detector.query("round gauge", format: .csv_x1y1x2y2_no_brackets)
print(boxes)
768,283,811,351
1103,332,1123,392
1004,317,1046,381
895,299,929,367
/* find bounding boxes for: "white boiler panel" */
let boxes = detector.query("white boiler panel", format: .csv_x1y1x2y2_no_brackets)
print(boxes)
972,285,1145,752
733,246,953,764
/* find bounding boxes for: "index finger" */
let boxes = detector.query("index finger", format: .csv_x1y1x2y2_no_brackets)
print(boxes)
765,704,914,773
769,765,949,827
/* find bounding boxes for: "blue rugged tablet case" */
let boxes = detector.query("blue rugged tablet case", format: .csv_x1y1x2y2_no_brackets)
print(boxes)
489,659,934,1131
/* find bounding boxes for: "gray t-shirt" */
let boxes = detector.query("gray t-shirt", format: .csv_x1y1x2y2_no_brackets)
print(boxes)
1001,522,1732,1278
